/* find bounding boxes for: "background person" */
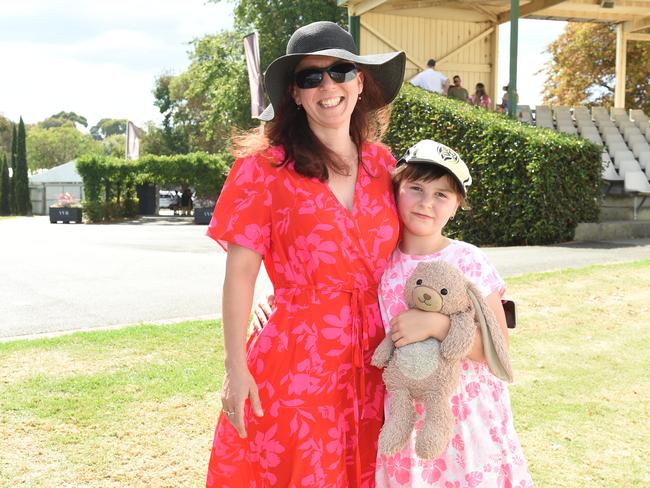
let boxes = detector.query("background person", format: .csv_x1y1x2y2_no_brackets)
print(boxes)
409,59,449,95
469,82,491,109
447,75,469,102
180,187,193,216
204,21,406,487
500,85,520,114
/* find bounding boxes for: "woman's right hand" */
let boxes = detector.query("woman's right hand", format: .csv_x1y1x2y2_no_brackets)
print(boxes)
220,363,264,438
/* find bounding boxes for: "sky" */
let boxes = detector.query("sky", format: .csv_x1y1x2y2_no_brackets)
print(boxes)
0,2,566,129
0,0,234,129
497,19,567,107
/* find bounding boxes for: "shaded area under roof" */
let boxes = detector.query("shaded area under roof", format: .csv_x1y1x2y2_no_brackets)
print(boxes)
340,1,650,33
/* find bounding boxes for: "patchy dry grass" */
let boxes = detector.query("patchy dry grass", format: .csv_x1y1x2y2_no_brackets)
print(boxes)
507,260,650,487
0,321,224,487
1,261,649,487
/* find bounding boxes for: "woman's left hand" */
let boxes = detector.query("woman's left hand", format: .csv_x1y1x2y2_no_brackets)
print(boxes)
250,294,275,331
389,308,450,348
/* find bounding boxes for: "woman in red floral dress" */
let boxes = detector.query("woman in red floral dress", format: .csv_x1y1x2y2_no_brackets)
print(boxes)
205,22,406,487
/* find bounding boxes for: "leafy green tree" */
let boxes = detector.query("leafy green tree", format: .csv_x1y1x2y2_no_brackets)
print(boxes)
223,0,347,71
39,111,89,129
101,134,127,157
541,23,650,112
90,118,127,140
0,115,12,160
149,32,251,153
0,153,10,215
150,74,191,154
139,121,182,156
26,125,102,171
174,31,252,151
10,124,17,213
39,117,76,129
14,117,31,215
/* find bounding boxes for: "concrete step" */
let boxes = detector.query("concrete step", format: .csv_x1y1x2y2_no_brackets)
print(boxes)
599,194,650,221
575,220,650,241
573,194,650,241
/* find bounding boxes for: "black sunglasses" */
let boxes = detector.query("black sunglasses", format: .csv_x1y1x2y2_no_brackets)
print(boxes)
294,62,358,89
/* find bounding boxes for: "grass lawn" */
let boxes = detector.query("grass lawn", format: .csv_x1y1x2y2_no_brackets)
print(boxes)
1,261,649,487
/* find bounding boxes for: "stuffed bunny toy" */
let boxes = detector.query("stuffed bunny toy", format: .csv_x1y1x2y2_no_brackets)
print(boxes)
371,260,513,459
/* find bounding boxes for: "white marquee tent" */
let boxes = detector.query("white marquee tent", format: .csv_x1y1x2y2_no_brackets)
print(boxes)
29,160,83,215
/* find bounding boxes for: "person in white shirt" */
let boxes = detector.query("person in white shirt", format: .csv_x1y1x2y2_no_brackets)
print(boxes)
409,59,449,95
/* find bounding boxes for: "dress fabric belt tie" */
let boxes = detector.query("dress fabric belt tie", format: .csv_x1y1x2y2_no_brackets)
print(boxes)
273,283,371,487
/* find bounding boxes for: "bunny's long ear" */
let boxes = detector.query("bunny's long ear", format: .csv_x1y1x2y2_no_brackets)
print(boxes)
467,283,514,383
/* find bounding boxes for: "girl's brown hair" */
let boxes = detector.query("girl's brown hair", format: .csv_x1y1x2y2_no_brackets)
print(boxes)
392,163,470,209
232,66,391,181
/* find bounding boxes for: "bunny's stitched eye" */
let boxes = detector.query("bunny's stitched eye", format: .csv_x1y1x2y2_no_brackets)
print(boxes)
416,279,423,286
440,288,448,295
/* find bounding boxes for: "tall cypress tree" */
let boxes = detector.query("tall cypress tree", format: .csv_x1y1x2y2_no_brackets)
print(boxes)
0,154,10,215
10,124,17,214
15,117,31,215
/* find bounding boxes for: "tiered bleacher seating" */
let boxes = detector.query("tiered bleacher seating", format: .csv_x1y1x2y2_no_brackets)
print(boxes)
518,105,533,124
630,109,650,135
531,105,650,218
534,105,554,129
624,171,650,220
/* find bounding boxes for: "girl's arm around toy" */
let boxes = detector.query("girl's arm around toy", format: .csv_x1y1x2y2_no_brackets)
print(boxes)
220,244,265,439
463,292,509,362
389,308,450,348
388,292,508,363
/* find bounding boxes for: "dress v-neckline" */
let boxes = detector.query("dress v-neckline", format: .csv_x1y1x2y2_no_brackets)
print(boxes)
325,164,360,215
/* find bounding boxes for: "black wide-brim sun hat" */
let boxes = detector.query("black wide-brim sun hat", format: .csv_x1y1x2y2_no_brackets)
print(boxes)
257,21,406,121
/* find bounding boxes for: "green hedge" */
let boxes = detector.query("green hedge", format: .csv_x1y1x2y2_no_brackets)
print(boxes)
76,152,232,223
384,85,602,245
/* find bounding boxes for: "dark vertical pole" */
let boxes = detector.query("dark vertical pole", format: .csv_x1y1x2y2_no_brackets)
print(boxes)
508,0,519,118
349,15,360,50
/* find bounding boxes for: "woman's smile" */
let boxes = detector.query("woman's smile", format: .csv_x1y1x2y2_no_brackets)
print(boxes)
319,96,344,108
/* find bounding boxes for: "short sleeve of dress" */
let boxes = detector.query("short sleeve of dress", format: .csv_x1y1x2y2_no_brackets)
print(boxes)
471,248,506,298
206,153,274,256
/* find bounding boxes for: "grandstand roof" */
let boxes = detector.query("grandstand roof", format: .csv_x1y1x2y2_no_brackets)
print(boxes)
340,1,650,36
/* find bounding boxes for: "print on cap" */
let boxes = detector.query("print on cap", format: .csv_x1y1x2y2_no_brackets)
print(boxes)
437,144,460,164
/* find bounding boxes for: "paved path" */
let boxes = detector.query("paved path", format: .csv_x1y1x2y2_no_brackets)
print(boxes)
2,216,649,340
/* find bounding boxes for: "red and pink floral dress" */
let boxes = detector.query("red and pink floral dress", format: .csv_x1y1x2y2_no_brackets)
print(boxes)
205,143,400,487
376,241,534,487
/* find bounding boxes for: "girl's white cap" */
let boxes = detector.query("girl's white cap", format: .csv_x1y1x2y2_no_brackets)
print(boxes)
396,139,472,196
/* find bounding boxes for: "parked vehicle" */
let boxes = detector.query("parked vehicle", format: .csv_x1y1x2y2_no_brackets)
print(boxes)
159,190,179,209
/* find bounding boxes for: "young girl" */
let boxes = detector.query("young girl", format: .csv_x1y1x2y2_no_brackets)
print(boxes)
375,139,533,487
469,82,491,109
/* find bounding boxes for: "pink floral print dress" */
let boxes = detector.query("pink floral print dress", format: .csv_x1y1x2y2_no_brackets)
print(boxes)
376,240,534,488
205,143,400,487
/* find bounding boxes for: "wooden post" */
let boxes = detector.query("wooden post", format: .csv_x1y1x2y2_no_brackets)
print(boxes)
349,15,361,50
490,25,499,111
508,0,519,118
615,23,627,109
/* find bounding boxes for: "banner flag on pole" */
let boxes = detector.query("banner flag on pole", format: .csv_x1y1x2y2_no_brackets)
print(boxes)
243,32,266,118
126,121,140,160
